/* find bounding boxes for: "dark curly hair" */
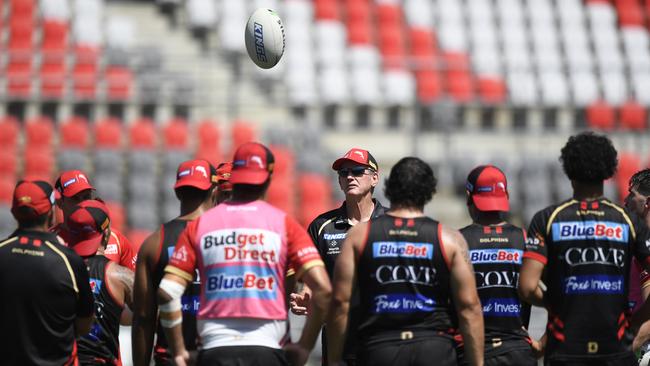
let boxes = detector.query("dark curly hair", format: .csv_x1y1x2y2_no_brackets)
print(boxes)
630,169,650,196
560,132,618,184
384,157,437,209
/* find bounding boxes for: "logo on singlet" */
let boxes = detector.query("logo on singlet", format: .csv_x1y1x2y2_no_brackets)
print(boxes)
205,266,277,300
475,270,520,289
563,275,624,294
372,242,433,259
375,265,437,286
89,278,102,295
470,249,522,264
482,298,521,317
373,293,436,314
552,221,628,243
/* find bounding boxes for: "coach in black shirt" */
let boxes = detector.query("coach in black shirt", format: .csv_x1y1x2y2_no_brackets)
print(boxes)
0,180,94,366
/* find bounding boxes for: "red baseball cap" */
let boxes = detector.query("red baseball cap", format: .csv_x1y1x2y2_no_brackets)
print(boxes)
230,142,275,185
55,170,95,198
174,159,218,190
66,200,111,257
216,162,233,191
11,180,56,219
466,165,510,212
332,148,378,171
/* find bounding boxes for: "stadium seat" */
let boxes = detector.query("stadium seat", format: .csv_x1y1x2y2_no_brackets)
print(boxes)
384,70,416,105
231,121,257,151
415,69,442,103
0,152,18,180
11,0,35,18
59,116,89,148
95,118,123,149
41,0,70,21
105,66,134,101
267,177,295,215
129,118,157,149
162,118,189,149
586,100,616,130
195,120,222,165
314,0,340,20
0,117,20,151
269,145,296,176
23,149,54,180
105,201,126,232
24,116,54,151
619,100,647,130
41,20,68,53
6,59,33,97
477,77,507,104
72,63,98,99
40,60,66,98
0,177,16,204
127,230,152,249
8,18,34,54
93,177,124,203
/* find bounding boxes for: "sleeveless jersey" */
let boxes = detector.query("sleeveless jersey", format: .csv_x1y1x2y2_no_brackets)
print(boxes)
461,223,530,342
153,219,200,363
166,200,323,347
357,215,455,342
525,198,650,360
78,255,123,365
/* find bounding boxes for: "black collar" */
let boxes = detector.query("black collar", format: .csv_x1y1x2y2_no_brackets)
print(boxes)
334,199,386,225
11,228,60,243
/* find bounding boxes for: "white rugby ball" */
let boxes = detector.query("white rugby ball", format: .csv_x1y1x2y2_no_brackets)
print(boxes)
245,8,285,69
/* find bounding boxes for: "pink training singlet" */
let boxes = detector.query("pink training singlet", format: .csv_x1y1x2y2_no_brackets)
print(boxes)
630,258,650,314
166,200,323,348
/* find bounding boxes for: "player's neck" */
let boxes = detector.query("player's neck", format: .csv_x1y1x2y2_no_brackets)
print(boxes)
473,213,506,226
179,199,207,220
571,183,604,201
386,206,425,218
345,194,375,224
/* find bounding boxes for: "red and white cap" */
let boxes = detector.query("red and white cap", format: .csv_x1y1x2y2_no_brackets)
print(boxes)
174,159,218,190
466,165,510,212
11,180,56,219
55,170,94,198
66,200,111,257
332,148,378,171
230,142,275,185
216,162,233,191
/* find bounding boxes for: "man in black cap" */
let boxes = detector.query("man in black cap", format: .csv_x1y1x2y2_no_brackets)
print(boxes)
0,180,94,366
290,147,386,365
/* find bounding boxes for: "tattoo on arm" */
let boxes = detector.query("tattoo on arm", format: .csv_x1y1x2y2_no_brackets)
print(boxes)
114,265,135,307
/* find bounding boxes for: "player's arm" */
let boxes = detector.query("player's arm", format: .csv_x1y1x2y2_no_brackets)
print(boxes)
289,218,321,316
519,212,549,307
444,226,484,366
132,231,162,366
106,262,135,323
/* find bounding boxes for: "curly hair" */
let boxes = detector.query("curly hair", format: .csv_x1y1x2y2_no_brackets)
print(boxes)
630,169,650,196
560,132,618,183
384,157,437,209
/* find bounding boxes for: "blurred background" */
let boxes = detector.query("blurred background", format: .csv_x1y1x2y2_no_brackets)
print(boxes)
1,0,649,364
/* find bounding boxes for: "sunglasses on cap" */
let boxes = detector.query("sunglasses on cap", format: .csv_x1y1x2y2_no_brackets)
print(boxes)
337,167,374,178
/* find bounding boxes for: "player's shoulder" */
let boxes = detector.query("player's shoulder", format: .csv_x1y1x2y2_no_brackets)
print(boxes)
308,205,344,231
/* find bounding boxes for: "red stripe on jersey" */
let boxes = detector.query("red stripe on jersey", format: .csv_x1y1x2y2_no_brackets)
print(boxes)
523,251,548,265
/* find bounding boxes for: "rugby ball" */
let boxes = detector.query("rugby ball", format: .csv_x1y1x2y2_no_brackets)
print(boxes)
245,8,285,69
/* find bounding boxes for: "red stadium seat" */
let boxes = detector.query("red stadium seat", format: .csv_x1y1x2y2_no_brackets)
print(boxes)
376,4,402,27
447,71,474,102
94,118,123,149
0,117,20,151
6,59,33,97
269,145,296,177
127,230,152,249
24,116,54,150
619,100,647,130
23,149,54,180
379,25,406,68
59,116,89,148
347,20,372,45
315,0,340,20
105,66,133,101
72,63,98,99
346,1,371,24
409,28,437,57
477,77,507,104
41,20,68,53
231,121,257,150
196,120,222,164
0,177,16,204
416,69,442,103
74,45,100,65
8,18,34,54
267,177,296,215
40,60,66,98
586,100,616,130
0,151,18,180
105,201,126,232
10,0,35,18
129,118,157,149
162,118,189,149
617,1,644,27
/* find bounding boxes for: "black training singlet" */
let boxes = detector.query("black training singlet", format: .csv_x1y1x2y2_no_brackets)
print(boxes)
153,219,200,364
78,255,123,365
461,223,530,340
357,215,455,344
525,198,650,361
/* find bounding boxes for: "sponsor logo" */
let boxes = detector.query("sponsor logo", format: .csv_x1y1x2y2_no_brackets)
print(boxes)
205,266,277,300
482,298,521,317
171,246,188,263
89,278,102,295
563,247,625,268
373,242,433,259
563,275,624,294
375,265,436,286
253,23,267,62
373,293,436,314
181,295,200,315
63,178,77,188
323,233,346,240
178,169,191,177
552,221,628,243
201,229,281,265
104,244,118,255
195,166,208,178
469,249,522,264
475,270,519,289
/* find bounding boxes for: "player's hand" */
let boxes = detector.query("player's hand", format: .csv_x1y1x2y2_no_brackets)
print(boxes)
289,291,311,316
283,342,310,366
634,321,650,353
173,349,190,366
531,333,547,359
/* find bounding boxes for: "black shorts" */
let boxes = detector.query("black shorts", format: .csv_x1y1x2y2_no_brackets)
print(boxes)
197,346,288,366
545,351,636,366
357,336,457,366
458,337,535,366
